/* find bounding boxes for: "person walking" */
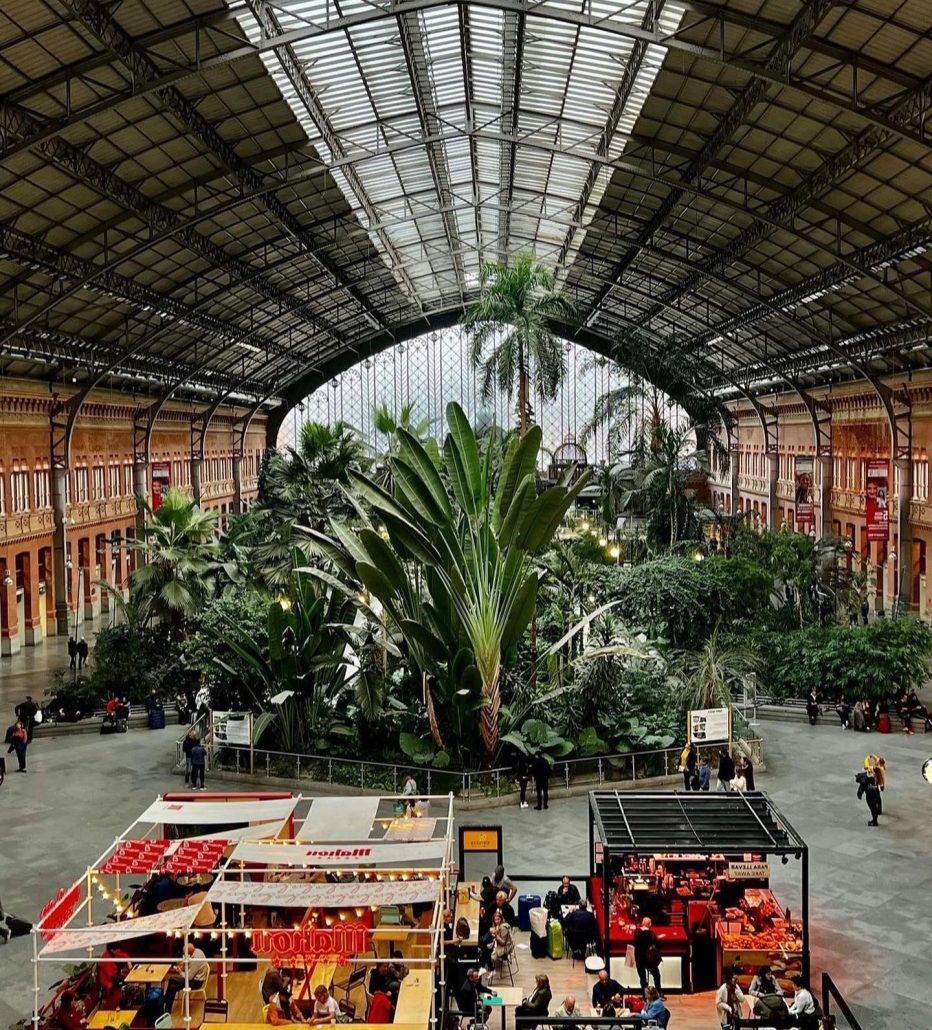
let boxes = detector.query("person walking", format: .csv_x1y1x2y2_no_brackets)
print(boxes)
67,636,77,670
532,751,550,810
182,730,199,785
716,747,735,791
739,755,755,791
680,742,697,790
5,719,28,773
698,757,711,791
77,638,89,669
15,696,38,742
858,772,882,826
190,738,207,790
633,916,662,996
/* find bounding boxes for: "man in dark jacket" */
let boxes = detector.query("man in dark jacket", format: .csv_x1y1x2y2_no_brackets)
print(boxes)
591,969,623,1012
15,696,38,741
858,773,882,826
77,638,89,669
67,637,77,669
455,968,494,1021
716,747,736,791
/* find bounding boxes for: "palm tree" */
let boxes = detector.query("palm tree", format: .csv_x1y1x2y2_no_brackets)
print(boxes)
123,487,219,633
462,251,576,436
623,420,703,548
675,625,760,711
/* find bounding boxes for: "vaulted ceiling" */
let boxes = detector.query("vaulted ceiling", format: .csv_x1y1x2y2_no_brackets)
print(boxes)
0,0,929,422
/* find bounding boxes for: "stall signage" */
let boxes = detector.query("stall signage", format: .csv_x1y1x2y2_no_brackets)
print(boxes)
688,706,732,744
252,923,371,965
151,461,171,511
865,459,890,541
39,885,81,941
725,861,771,880
794,456,815,525
462,829,499,851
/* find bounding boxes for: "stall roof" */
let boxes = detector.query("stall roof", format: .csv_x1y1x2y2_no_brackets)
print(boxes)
590,791,806,854
136,797,300,827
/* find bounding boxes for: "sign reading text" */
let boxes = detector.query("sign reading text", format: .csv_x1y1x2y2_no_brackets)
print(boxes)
252,923,371,965
725,861,771,880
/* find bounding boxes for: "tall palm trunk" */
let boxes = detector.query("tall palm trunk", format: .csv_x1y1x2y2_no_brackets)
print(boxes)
480,670,501,768
518,366,529,437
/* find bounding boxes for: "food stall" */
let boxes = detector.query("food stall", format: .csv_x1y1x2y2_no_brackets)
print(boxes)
587,790,808,994
34,792,455,1030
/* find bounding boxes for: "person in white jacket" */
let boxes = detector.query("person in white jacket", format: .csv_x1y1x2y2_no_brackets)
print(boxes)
787,977,818,1026
715,972,747,1027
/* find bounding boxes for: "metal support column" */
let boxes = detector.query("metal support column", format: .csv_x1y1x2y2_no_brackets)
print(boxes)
231,453,243,514
818,454,834,540
51,465,69,637
767,451,779,531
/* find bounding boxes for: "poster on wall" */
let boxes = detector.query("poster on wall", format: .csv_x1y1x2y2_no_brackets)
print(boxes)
151,461,171,511
865,459,890,541
211,711,252,746
794,456,815,525
688,706,732,744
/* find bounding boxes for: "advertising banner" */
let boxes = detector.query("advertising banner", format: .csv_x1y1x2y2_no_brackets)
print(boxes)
865,459,890,541
688,706,732,744
794,455,815,525
151,460,171,511
211,711,252,746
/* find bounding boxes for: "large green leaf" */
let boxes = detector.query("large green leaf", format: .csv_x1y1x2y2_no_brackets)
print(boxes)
399,619,449,663
520,469,592,552
302,529,357,577
359,529,407,592
393,457,449,526
498,473,536,548
380,511,440,565
445,402,481,515
356,561,399,605
397,428,452,522
492,425,541,532
500,572,538,653
346,469,409,522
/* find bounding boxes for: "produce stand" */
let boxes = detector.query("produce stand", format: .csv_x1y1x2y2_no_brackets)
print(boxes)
588,790,808,994
33,792,455,1030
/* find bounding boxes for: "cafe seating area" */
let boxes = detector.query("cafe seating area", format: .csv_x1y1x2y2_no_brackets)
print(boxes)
35,792,453,1030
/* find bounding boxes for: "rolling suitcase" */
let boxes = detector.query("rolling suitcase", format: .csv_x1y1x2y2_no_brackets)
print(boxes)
530,932,548,959
546,918,563,960
518,894,542,931
148,707,166,730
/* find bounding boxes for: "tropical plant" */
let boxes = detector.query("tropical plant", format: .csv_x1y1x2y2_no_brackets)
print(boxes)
674,625,761,712
205,564,361,752
307,402,590,766
501,717,573,761
622,420,702,547
117,487,219,634
372,402,439,490
462,251,576,436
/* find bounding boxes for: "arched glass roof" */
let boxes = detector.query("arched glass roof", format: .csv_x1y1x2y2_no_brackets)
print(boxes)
0,0,928,422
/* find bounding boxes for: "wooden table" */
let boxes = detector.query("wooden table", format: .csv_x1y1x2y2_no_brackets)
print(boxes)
125,964,170,986
485,986,524,1030
87,1009,139,1029
392,974,433,1024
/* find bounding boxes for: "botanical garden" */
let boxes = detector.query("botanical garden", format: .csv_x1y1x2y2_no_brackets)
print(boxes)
67,257,932,785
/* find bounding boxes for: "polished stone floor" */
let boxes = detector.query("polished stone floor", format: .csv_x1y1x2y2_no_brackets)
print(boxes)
1,661,930,1029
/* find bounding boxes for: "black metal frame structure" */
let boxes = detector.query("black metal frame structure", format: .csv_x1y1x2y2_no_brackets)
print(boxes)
587,790,810,984
0,0,927,438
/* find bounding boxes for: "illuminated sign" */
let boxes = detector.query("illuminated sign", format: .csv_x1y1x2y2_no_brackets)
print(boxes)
725,862,771,880
252,922,371,964
462,829,499,852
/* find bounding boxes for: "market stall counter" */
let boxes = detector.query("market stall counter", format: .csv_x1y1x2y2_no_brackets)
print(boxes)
587,791,808,995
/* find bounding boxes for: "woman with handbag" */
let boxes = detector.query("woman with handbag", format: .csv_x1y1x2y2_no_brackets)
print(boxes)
715,972,747,1028
633,917,662,996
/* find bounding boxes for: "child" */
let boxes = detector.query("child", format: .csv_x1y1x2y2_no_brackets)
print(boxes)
190,739,207,790
698,757,711,791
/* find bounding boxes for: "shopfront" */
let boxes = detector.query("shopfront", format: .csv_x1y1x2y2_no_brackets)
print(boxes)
588,790,808,995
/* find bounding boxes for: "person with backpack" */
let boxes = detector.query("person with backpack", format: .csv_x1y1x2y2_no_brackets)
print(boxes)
190,739,207,790
5,719,28,772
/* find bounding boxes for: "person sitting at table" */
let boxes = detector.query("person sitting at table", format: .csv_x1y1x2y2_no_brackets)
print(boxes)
57,993,86,1030
493,890,517,928
563,900,600,956
97,945,130,1010
443,909,456,941
308,985,340,1025
491,865,517,904
555,876,581,908
264,989,305,1026
748,965,786,1018
483,910,514,970
369,961,401,1001
367,991,394,1024
591,968,623,1013
515,974,552,1029
261,963,288,1004
634,986,669,1026
455,968,494,1022
554,995,577,1018
164,943,210,1012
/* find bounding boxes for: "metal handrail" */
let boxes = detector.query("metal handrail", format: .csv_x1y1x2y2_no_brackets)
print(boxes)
173,710,210,768
198,735,763,800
